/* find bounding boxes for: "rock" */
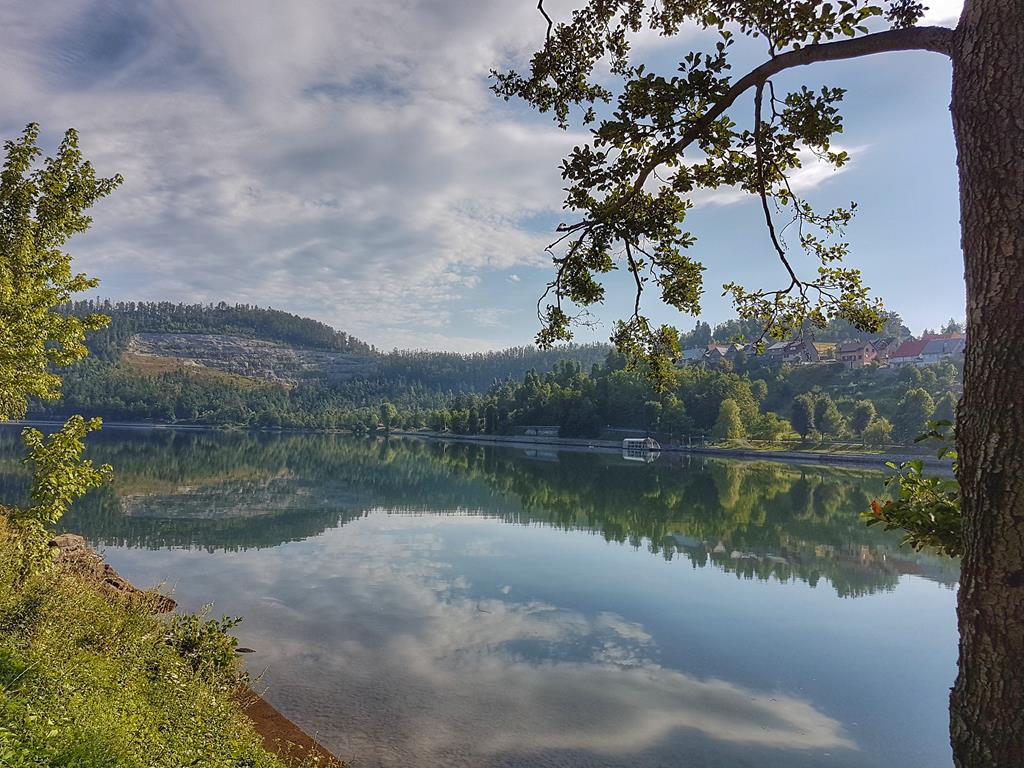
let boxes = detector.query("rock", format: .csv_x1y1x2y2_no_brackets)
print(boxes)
49,534,177,613
127,332,377,384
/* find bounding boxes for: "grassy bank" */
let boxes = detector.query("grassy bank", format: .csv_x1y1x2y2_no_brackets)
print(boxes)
0,515,304,768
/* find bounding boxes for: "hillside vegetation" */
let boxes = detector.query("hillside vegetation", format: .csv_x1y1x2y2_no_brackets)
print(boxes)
0,515,298,768
29,301,959,442
29,301,610,427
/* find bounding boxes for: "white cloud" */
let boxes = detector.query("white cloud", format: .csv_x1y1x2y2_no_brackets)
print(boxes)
0,1,961,349
138,513,857,766
0,0,574,349
921,0,963,25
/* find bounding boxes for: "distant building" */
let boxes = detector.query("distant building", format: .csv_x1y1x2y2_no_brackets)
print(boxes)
520,426,560,437
763,338,820,365
919,336,966,365
889,334,965,367
762,341,787,364
870,336,900,363
814,342,837,361
889,337,930,367
678,347,706,365
838,340,877,368
705,343,740,363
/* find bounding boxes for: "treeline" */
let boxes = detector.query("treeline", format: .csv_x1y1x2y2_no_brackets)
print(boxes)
405,350,961,445
675,311,914,348
377,345,609,392
30,301,960,440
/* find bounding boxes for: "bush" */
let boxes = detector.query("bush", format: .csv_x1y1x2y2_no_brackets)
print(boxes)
863,417,894,447
163,610,245,692
0,515,292,768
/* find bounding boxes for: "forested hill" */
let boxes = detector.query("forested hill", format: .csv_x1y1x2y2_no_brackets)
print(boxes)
62,300,375,360
28,301,612,426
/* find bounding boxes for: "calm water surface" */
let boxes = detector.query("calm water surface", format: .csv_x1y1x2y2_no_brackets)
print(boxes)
0,427,958,767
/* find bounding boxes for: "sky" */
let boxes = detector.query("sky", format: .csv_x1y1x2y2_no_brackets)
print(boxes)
0,0,965,352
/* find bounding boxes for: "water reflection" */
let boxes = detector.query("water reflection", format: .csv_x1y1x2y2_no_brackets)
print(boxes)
0,427,958,767
216,515,856,766
0,428,957,596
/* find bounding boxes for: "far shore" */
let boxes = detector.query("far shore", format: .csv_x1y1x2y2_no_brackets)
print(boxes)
391,430,954,472
3,419,951,472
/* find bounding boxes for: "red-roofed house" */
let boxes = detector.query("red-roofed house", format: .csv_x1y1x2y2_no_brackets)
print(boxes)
889,338,930,367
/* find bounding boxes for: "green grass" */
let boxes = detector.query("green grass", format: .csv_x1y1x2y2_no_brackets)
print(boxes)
0,515,292,768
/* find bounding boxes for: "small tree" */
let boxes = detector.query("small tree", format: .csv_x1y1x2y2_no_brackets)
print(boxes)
790,393,816,439
814,394,846,438
750,411,794,442
893,387,936,443
0,124,121,570
934,391,958,423
379,401,398,432
642,399,662,431
851,400,877,436
863,417,894,447
1,124,120,420
712,398,745,441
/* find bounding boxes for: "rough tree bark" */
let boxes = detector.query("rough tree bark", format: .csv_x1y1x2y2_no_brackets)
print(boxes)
949,0,1024,765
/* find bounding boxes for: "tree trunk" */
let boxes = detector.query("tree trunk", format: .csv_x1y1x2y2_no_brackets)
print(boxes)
949,0,1024,764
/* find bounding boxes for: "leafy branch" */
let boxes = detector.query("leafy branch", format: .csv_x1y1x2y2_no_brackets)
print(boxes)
864,419,961,557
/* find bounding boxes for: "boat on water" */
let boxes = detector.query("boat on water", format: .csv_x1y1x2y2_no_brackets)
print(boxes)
622,437,661,463
622,437,660,452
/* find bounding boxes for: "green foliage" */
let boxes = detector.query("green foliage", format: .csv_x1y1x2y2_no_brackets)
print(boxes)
5,417,111,574
865,421,961,557
892,387,935,442
0,516,289,768
0,125,120,420
749,411,796,442
712,398,746,440
933,391,957,423
851,399,876,435
379,402,398,431
862,417,893,447
0,125,119,575
492,2,928,372
19,416,111,527
791,393,817,438
163,609,245,692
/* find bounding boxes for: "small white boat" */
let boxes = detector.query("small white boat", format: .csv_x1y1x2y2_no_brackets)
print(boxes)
622,437,660,452
622,437,661,452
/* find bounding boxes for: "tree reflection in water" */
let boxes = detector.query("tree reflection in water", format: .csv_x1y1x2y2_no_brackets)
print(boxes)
0,428,958,596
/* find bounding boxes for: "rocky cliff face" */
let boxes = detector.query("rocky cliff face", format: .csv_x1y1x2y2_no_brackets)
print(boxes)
127,332,377,383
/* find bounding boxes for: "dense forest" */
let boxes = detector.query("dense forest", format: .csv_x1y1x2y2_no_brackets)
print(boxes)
405,351,960,446
28,301,960,443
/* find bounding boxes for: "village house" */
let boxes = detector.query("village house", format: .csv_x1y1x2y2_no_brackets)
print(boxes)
838,340,877,368
870,336,900,364
889,337,930,366
919,336,966,365
678,347,706,365
761,338,820,365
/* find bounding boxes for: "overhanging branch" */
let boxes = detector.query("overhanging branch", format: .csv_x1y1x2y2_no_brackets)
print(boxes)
604,25,955,219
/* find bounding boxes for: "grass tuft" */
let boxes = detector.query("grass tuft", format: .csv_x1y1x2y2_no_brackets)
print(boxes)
0,513,299,768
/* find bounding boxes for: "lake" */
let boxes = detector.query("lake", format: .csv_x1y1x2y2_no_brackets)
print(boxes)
0,426,958,767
